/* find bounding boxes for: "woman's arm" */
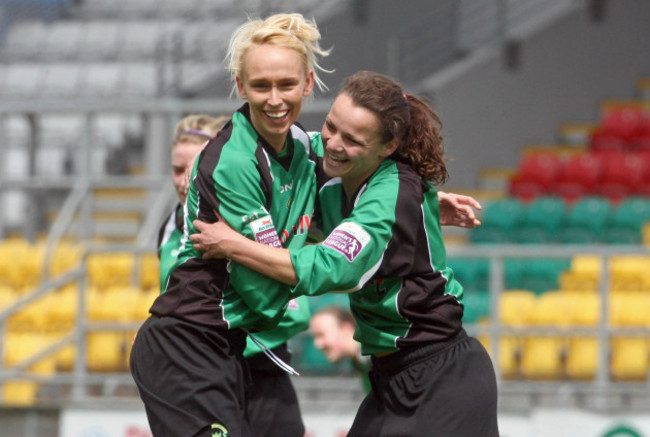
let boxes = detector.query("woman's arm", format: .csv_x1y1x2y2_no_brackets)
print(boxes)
190,219,298,286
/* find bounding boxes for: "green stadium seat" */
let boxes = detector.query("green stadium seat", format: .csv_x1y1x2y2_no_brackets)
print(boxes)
513,196,566,244
462,290,490,324
470,198,526,244
506,258,571,294
603,196,650,244
555,196,612,244
448,258,489,292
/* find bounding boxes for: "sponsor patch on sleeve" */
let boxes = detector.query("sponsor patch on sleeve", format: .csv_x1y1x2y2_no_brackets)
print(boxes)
249,215,282,248
287,298,299,310
322,221,370,262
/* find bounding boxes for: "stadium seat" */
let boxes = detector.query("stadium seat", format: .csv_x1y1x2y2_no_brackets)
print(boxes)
0,285,18,311
140,253,160,290
86,252,135,290
45,285,78,329
508,154,561,201
565,337,599,380
520,336,565,380
609,255,650,291
595,152,644,202
86,332,130,372
634,151,650,196
558,255,601,291
588,130,627,154
603,197,650,245
513,196,566,244
519,258,571,294
563,292,600,326
499,290,536,326
478,335,521,380
555,196,612,244
610,337,649,381
470,198,526,244
596,104,643,142
609,291,650,327
462,289,490,324
528,291,565,326
448,258,489,292
1,382,41,406
550,154,603,202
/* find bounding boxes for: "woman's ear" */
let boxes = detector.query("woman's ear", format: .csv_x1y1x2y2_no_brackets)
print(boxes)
303,70,315,97
236,76,247,99
380,139,399,158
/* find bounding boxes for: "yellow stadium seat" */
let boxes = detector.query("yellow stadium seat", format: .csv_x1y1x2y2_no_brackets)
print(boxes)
86,332,129,372
3,332,58,375
86,252,135,290
528,291,566,326
7,294,57,332
479,334,520,380
609,292,650,327
566,337,599,380
133,288,158,321
48,241,82,277
139,253,160,290
45,285,78,329
559,255,602,291
499,290,536,326
610,337,649,381
2,381,40,406
520,336,565,380
100,286,142,322
0,285,18,311
563,292,601,326
609,255,650,292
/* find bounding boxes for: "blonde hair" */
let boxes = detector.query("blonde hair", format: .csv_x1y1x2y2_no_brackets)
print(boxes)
226,13,331,95
171,114,230,149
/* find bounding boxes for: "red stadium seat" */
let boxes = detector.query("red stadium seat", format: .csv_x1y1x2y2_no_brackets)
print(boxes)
634,151,650,196
595,152,644,202
550,154,603,202
629,133,650,152
597,105,642,141
588,130,627,154
508,154,561,201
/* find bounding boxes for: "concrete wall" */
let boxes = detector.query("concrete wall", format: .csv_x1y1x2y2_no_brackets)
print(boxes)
421,0,650,189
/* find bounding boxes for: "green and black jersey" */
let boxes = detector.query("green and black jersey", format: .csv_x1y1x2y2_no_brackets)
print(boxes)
291,134,464,355
151,103,318,332
156,203,311,357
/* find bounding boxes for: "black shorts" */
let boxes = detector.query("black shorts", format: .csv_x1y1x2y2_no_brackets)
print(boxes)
130,315,250,437
348,329,499,437
245,345,304,437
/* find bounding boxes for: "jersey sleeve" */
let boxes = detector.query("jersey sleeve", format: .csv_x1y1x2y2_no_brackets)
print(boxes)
289,173,404,296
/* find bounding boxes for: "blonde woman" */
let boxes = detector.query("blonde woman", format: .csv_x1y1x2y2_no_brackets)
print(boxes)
131,13,330,437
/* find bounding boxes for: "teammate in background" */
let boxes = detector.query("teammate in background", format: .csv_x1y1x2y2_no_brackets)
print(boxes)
190,71,499,436
158,114,228,285
131,13,330,437
156,113,312,437
309,305,371,393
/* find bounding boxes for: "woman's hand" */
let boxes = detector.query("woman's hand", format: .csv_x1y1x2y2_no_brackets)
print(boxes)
438,191,482,228
190,218,244,259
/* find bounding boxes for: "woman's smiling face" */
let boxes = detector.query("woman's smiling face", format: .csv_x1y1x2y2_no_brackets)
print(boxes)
237,43,314,152
321,93,397,197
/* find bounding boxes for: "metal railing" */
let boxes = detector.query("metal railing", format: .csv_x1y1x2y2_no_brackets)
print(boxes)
448,244,650,411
